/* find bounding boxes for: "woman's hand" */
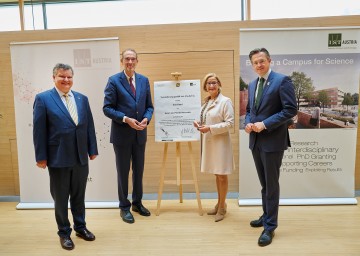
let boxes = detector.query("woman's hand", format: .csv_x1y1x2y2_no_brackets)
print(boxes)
198,125,210,134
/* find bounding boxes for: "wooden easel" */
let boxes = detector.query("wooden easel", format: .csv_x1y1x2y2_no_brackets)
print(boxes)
155,72,203,216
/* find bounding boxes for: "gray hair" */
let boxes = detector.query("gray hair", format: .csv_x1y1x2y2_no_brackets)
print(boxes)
121,48,138,61
52,63,74,76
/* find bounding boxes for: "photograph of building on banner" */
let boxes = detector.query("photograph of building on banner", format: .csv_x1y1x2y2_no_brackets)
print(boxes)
240,53,359,130
154,80,201,142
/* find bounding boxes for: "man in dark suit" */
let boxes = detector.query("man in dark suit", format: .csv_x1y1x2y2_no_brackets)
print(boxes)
103,48,154,224
33,63,98,250
244,48,297,246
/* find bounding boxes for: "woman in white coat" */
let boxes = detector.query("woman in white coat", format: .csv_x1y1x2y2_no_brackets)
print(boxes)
194,73,234,222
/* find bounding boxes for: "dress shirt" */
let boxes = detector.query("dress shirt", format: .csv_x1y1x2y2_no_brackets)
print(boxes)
54,87,78,117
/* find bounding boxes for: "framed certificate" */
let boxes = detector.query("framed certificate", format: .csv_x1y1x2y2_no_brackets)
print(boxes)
154,80,201,142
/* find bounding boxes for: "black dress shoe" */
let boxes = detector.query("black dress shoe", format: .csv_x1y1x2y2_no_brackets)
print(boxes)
132,203,151,216
258,230,275,247
60,236,74,250
76,228,95,241
121,209,135,223
250,215,264,227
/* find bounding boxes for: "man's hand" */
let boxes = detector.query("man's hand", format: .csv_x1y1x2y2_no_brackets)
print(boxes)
245,122,265,133
126,117,146,130
89,155,97,160
252,122,266,133
36,160,47,169
245,123,253,134
139,118,148,129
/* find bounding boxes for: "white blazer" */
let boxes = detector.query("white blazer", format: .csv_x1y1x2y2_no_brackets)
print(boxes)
200,93,234,174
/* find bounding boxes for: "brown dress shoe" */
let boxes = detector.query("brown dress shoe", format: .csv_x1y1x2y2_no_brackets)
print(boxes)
60,236,74,250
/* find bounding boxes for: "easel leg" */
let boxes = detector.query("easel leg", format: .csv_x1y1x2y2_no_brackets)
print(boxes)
176,142,183,203
156,143,168,216
188,142,203,216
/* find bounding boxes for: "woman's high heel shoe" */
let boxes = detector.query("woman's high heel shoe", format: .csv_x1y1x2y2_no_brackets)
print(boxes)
207,203,218,215
215,207,226,222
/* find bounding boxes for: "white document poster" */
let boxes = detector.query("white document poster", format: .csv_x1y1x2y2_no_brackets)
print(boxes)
154,80,201,142
239,27,359,205
11,38,120,209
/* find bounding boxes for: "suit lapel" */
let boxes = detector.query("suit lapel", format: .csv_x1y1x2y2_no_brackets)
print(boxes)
250,80,257,108
73,91,82,124
50,88,79,125
50,88,73,123
207,93,221,111
135,73,142,102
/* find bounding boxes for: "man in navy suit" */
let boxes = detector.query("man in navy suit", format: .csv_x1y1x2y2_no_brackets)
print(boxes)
244,48,297,246
33,63,98,250
103,48,154,224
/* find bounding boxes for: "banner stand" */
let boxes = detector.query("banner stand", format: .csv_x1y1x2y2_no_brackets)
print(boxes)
239,27,360,205
238,198,357,206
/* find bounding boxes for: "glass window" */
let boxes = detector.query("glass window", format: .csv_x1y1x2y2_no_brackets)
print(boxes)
45,0,242,29
0,6,21,31
24,4,44,30
1,0,360,31
250,0,360,20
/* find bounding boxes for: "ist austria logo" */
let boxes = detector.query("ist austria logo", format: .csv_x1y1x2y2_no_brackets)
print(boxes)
74,49,91,67
328,33,342,47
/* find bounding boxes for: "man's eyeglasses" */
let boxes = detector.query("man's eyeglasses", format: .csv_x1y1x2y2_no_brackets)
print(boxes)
57,76,73,80
124,57,137,62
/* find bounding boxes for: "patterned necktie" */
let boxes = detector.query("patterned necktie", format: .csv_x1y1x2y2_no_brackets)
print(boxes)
64,94,78,125
255,77,265,108
129,77,136,96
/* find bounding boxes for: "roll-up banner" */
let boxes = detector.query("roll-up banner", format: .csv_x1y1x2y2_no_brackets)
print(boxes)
239,27,359,205
10,38,120,209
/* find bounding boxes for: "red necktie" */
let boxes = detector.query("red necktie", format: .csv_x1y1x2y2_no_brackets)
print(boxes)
129,77,136,96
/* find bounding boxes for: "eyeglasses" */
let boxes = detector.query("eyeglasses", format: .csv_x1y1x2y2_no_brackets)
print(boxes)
207,81,218,85
57,76,73,80
124,57,137,62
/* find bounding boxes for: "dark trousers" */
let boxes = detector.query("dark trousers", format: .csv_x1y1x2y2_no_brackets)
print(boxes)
48,164,89,237
252,146,284,232
113,143,146,210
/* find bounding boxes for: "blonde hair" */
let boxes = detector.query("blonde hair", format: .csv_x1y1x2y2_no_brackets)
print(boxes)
202,73,222,92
